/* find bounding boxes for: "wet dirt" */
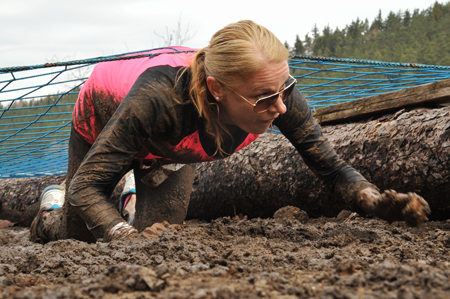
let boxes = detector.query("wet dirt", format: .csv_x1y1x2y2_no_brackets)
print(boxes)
1,207,450,299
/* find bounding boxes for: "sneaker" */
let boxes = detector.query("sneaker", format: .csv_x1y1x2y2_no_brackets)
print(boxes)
120,171,136,225
29,185,65,243
40,185,65,211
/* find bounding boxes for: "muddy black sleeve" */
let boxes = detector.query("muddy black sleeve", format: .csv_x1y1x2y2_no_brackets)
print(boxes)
274,88,376,208
68,67,187,240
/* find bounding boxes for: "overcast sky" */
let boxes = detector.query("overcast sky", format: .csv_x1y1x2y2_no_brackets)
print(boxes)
0,0,442,69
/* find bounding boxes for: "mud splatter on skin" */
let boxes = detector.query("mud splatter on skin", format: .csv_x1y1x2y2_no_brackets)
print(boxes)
2,213,450,298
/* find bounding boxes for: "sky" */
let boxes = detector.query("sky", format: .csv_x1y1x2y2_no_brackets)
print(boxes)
0,0,443,69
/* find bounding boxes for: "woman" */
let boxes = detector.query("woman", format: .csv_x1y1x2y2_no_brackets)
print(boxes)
30,20,430,243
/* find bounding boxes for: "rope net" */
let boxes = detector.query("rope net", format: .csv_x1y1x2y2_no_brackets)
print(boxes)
1,49,450,178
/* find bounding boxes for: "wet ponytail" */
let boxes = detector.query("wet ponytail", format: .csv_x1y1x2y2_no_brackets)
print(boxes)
189,48,227,156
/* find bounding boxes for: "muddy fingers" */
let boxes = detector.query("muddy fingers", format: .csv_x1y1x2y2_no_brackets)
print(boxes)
356,188,431,226
396,192,431,227
376,190,431,227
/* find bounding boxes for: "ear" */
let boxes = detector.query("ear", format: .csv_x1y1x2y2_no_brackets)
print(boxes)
206,76,224,101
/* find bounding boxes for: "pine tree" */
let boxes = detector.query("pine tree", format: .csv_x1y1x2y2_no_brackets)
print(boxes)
403,9,411,27
304,34,313,55
294,35,305,55
370,10,384,31
312,24,319,39
284,41,291,54
431,1,445,21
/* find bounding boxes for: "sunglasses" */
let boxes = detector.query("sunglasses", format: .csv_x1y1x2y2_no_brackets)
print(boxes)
231,74,297,113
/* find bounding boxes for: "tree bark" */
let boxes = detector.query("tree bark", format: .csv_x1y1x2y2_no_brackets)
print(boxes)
2,106,450,226
188,106,450,221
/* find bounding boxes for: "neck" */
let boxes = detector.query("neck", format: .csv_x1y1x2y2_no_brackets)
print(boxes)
224,124,241,136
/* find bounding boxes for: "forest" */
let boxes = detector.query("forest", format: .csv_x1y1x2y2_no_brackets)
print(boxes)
285,1,450,66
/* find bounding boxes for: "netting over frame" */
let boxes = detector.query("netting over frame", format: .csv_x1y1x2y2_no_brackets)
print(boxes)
1,49,450,178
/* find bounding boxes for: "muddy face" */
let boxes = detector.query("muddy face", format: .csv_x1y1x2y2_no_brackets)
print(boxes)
216,60,289,134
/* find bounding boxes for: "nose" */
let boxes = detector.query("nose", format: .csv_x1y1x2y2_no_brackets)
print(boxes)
268,95,287,114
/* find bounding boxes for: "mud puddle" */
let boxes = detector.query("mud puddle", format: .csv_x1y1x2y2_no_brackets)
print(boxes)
1,208,450,298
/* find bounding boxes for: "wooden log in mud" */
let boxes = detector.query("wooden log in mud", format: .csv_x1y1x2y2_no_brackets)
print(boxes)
2,106,450,226
0,175,124,227
188,106,450,221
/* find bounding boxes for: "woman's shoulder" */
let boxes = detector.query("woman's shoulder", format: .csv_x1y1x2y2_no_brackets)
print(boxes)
124,65,195,116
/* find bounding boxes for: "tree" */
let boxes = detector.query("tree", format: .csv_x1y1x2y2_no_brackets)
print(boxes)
371,10,384,31
385,11,401,32
347,18,364,39
431,1,444,21
154,13,196,46
312,24,319,39
284,41,291,54
294,35,305,55
304,34,313,55
403,9,411,27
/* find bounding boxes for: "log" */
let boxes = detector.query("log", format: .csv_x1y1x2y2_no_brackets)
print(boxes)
0,175,123,227
188,106,450,221
2,106,450,226
0,176,65,226
313,78,450,125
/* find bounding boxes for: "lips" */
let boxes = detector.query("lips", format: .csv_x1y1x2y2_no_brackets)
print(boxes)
262,118,277,123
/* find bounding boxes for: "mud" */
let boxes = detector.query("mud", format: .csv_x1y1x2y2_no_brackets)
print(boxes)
1,207,450,299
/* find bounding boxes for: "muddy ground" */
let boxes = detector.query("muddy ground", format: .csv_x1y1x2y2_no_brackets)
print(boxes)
1,207,450,299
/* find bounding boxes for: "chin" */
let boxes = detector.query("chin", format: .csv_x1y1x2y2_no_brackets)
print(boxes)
246,126,271,135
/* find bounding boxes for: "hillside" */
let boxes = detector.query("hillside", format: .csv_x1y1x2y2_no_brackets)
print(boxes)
287,1,450,65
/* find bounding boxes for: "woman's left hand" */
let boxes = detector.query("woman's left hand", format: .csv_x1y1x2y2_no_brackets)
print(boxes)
356,188,431,226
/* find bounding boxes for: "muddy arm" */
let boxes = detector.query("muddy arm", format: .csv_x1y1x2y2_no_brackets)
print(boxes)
68,69,184,241
276,90,430,225
275,89,375,208
68,101,147,240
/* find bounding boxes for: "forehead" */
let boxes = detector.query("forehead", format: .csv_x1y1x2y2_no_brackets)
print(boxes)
243,60,289,92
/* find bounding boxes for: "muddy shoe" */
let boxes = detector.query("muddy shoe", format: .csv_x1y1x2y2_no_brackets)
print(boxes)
121,194,136,225
30,185,65,243
40,185,65,211
120,171,136,225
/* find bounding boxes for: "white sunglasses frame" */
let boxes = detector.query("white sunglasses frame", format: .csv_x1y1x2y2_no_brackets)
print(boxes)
230,74,297,113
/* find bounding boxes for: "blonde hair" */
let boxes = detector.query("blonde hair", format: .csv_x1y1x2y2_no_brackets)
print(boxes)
189,20,289,156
